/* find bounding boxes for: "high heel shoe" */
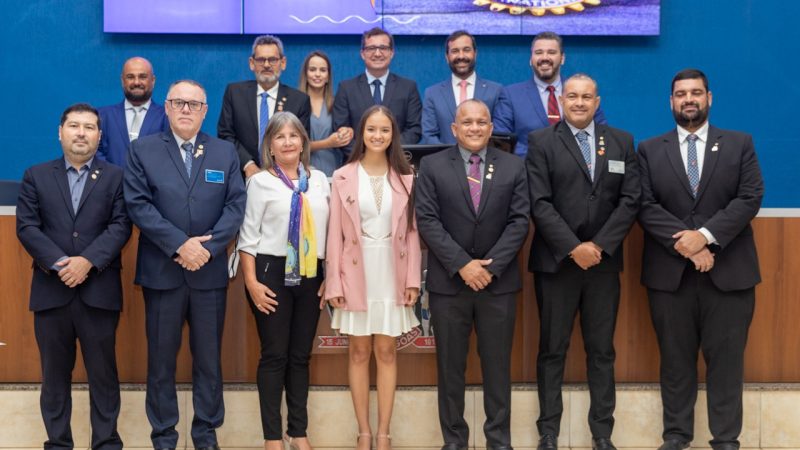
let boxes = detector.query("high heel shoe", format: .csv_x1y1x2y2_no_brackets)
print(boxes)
356,432,373,450
376,434,392,450
283,434,300,450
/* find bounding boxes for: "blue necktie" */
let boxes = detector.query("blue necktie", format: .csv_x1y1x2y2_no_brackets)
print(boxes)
181,141,193,177
686,134,700,197
576,130,593,181
258,92,269,164
372,79,382,105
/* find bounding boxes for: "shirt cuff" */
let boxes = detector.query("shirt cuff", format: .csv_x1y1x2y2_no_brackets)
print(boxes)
698,227,717,245
243,160,256,171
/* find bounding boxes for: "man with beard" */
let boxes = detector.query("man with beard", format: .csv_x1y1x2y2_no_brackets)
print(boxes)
218,34,311,179
333,27,422,153
420,30,506,144
495,31,606,157
638,69,763,450
527,74,640,450
97,57,169,168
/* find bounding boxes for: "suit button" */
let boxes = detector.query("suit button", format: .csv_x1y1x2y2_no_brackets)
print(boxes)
72,232,79,238
352,258,358,265
691,210,696,215
352,238,357,245
589,195,596,200
400,251,406,258
398,234,404,240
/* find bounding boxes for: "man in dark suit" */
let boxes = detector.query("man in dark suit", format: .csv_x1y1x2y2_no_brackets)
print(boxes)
17,103,132,450
637,69,763,450
494,31,606,157
218,35,311,179
416,99,529,450
421,30,507,144
333,27,422,153
124,80,246,450
97,57,169,168
527,74,640,450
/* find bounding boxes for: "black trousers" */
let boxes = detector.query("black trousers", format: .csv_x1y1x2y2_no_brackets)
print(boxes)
143,285,227,449
430,289,516,448
34,298,122,450
246,255,322,440
648,266,754,447
534,264,620,438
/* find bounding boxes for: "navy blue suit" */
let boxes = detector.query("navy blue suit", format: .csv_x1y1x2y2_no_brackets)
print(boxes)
17,157,131,450
97,101,169,169
420,76,507,144
494,78,606,157
124,131,246,448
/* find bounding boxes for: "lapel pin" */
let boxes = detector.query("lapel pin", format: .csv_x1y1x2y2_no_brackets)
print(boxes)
486,173,492,180
194,144,204,158
711,142,719,152
91,169,100,180
488,164,495,172
598,148,605,156
346,195,355,205
91,173,97,180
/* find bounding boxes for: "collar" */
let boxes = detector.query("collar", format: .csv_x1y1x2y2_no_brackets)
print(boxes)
172,132,198,149
452,72,477,87
124,98,151,111
366,70,390,86
677,121,710,143
566,120,596,139
64,156,94,172
257,82,281,99
458,146,487,163
534,75,561,95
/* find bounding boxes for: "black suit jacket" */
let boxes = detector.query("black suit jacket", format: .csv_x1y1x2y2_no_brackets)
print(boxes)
217,80,311,171
637,125,763,292
526,121,641,273
416,146,530,295
333,72,422,148
16,158,132,312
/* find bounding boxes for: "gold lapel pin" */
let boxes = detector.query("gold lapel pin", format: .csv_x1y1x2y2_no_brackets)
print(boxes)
91,173,97,180
598,148,605,156
486,173,493,180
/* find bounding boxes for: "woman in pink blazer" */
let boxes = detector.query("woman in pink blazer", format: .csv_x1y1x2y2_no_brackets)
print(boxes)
325,105,421,450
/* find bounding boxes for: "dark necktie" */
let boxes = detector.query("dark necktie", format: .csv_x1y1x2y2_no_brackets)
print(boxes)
181,141,193,177
258,92,269,164
576,130,593,180
372,79,382,105
546,85,560,125
468,153,482,212
686,134,700,197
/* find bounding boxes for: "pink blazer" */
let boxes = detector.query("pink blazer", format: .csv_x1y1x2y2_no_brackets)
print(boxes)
324,162,422,311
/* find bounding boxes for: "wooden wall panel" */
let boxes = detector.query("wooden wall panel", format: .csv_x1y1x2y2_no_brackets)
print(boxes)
1,216,798,385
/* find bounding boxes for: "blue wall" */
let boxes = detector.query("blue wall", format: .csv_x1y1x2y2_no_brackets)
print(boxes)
1,1,797,207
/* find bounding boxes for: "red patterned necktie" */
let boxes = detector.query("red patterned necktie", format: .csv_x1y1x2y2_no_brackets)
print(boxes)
468,153,482,211
546,85,560,125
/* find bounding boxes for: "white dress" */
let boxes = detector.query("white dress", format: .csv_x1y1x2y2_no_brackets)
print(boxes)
331,165,420,337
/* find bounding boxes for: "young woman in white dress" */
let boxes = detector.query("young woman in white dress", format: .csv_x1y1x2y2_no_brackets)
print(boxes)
325,105,422,450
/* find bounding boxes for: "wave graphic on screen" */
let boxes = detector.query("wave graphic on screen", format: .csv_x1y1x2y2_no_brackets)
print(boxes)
289,15,421,25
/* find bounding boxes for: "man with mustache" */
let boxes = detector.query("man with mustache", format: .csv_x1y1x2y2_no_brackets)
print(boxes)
527,74,640,450
495,31,606,157
333,27,422,154
97,57,169,168
637,69,763,450
420,30,506,144
218,35,311,179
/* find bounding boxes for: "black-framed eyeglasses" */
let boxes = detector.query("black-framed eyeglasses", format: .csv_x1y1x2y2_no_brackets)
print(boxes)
253,56,282,66
362,45,392,54
166,99,206,111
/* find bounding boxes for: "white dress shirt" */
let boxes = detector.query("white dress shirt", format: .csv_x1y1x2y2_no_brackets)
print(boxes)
676,121,716,244
451,72,477,105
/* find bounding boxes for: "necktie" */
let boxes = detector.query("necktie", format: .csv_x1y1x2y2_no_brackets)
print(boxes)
372,79,382,105
458,80,468,105
467,153,482,212
129,106,142,141
181,141,193,177
546,85,560,125
576,130,593,180
258,92,270,164
686,134,700,197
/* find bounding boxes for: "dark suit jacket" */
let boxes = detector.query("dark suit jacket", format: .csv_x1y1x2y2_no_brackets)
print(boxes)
217,80,311,172
420,76,507,145
416,146,530,295
124,131,246,290
637,125,763,292
333,72,422,148
526,121,640,273
97,100,169,169
16,158,132,312
494,78,606,157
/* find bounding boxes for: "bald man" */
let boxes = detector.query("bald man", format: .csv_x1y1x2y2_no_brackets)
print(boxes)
97,57,169,168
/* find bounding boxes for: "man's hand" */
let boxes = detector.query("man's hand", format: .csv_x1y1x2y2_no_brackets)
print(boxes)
689,247,715,272
244,163,261,179
459,259,493,292
176,235,212,271
570,242,602,270
56,256,93,288
673,230,708,258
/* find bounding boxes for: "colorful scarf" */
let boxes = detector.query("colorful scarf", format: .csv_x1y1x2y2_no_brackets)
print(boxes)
273,162,318,286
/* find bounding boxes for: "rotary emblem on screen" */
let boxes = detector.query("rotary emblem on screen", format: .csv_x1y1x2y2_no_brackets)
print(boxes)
473,0,600,16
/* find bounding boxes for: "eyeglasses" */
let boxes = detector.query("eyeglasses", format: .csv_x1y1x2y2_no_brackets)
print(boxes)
362,45,392,54
253,56,283,66
166,99,206,111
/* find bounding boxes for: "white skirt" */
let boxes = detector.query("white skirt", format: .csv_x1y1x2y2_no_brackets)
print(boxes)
332,235,419,337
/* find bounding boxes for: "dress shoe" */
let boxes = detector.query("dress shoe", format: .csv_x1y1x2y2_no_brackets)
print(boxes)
196,445,221,450
712,444,739,450
155,448,176,450
592,438,617,450
658,439,690,450
537,434,557,450
487,446,514,450
441,444,468,450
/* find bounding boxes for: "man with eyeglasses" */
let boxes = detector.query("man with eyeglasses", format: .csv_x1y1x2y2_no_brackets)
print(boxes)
333,26,422,154
218,34,311,179
124,80,246,450
97,57,169,168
